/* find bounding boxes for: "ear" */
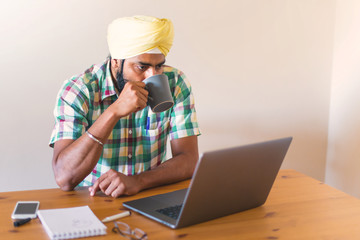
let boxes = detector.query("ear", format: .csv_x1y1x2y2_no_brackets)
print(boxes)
111,58,122,69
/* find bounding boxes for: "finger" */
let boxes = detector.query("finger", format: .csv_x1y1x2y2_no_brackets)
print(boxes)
134,81,146,88
129,81,147,97
135,87,148,101
120,81,135,94
99,177,112,193
104,180,121,196
136,95,148,108
90,181,100,196
122,81,147,98
130,92,148,112
111,184,126,198
90,172,108,196
134,102,148,113
138,88,149,102
125,80,144,90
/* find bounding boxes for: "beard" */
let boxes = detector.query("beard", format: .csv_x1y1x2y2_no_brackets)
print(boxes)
115,59,128,94
115,69,126,93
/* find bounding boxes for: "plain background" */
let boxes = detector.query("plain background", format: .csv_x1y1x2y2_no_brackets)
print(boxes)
1,0,360,198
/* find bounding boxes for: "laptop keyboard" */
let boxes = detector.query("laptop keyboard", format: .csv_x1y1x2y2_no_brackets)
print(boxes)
156,204,183,219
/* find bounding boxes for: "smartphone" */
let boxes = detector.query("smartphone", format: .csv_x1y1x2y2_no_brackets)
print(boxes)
11,201,40,219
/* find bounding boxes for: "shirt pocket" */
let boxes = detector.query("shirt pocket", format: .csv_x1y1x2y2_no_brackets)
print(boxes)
140,115,170,139
144,113,170,130
141,128,160,138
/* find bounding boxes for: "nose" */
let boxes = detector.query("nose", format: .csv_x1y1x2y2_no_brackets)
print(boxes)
144,67,161,79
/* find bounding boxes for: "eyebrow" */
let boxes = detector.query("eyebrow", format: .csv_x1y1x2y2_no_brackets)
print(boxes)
138,60,166,67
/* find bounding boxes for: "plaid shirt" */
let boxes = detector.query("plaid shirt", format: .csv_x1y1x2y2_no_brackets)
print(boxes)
49,57,200,186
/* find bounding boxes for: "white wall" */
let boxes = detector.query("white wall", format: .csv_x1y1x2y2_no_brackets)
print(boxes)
326,0,360,198
0,0,336,192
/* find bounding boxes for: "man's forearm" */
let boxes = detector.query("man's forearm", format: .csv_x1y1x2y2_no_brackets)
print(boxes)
136,152,198,191
53,137,103,190
53,108,119,190
136,136,199,192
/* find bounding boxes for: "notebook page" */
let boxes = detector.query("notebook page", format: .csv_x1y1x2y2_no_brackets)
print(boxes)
37,206,107,240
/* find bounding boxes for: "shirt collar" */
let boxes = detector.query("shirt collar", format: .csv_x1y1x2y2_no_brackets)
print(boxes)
100,57,118,101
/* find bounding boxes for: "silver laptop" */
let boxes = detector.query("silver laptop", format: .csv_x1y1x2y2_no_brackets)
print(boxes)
123,137,292,229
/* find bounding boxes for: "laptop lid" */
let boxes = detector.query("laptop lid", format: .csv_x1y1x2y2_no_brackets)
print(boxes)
123,137,292,228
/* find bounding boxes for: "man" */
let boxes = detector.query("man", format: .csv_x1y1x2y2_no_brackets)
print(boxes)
49,16,200,198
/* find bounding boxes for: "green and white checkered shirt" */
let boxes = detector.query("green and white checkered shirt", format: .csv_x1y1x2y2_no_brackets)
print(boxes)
49,57,201,186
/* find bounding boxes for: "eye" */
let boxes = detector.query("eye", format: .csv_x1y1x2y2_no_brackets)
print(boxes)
155,64,164,70
137,65,147,71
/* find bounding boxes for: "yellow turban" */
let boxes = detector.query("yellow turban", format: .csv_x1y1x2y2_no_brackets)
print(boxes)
107,15,174,59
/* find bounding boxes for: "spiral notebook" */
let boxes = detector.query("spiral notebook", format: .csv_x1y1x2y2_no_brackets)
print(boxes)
37,206,107,240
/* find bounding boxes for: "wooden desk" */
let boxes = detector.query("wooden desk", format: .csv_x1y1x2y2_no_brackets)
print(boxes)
1,169,360,239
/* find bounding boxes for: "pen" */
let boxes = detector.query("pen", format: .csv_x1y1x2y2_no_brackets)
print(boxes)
146,117,150,134
13,218,31,227
101,211,131,223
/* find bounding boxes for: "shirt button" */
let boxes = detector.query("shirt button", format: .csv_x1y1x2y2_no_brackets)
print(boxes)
129,130,132,134
128,154,132,159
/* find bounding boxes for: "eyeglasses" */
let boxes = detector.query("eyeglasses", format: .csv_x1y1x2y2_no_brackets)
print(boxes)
112,221,148,240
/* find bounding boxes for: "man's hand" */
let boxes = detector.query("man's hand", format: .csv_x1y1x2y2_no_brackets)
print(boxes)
89,169,141,198
111,81,148,117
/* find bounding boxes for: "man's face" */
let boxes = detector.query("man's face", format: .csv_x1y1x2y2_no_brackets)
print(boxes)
115,53,165,93
122,53,166,81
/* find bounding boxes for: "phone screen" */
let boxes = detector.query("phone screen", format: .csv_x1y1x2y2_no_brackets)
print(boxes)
15,203,39,214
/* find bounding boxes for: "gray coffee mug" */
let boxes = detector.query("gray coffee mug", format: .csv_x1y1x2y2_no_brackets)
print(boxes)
143,74,174,113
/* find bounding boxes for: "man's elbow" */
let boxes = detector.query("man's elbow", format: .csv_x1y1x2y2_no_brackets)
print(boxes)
59,184,75,192
54,173,76,191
